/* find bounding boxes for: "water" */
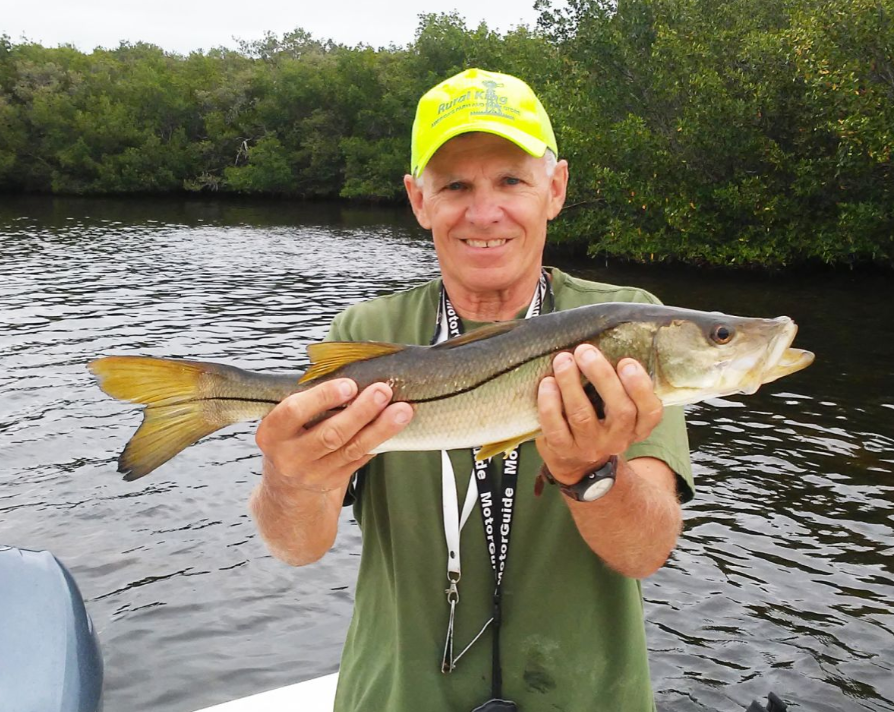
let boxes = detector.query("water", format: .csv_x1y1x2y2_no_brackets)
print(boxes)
1,196,892,711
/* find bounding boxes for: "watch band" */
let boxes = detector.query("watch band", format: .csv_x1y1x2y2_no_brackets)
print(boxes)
534,455,619,502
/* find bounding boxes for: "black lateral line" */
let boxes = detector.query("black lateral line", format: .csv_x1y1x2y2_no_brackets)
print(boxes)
148,396,283,406
407,352,552,405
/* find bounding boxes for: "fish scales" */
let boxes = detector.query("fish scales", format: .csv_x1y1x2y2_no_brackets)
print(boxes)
371,355,552,453
319,302,669,403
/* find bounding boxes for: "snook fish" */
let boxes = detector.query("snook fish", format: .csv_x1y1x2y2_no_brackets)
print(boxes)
89,302,814,480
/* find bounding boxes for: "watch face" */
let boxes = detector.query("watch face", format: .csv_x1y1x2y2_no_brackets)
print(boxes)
582,477,614,502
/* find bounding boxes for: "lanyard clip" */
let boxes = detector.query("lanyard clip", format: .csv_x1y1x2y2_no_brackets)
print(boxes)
446,575,460,604
442,574,460,673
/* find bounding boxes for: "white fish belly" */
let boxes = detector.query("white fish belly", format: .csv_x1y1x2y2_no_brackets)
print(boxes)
372,356,550,454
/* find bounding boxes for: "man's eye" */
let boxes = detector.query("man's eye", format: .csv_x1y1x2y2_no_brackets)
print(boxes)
445,182,464,191
504,177,522,186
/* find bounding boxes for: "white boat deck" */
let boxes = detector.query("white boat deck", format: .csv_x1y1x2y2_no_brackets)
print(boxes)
196,673,338,712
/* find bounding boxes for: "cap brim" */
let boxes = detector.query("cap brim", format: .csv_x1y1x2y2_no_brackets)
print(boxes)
414,121,549,177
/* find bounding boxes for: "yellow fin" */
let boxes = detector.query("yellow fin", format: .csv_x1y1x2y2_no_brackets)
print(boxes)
118,403,221,480
301,341,406,383
90,355,283,479
89,356,205,406
476,429,542,461
434,321,519,349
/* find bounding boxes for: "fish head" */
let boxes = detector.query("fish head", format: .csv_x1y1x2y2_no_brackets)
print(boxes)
651,311,814,406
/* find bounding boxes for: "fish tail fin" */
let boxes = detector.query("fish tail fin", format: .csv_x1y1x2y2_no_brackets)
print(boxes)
89,355,214,406
119,403,223,480
89,356,296,479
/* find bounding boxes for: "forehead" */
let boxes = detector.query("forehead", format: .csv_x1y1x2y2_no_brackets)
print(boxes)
426,132,537,174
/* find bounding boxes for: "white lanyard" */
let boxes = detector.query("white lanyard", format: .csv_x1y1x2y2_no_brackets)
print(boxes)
438,273,548,673
441,450,479,581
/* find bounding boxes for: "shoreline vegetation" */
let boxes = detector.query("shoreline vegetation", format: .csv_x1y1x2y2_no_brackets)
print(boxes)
1,0,891,268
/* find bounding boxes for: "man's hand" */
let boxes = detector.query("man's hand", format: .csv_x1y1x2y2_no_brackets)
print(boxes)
256,378,414,495
535,343,663,485
250,378,413,566
535,343,681,578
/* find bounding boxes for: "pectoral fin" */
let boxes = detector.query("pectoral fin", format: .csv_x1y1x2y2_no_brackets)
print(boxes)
476,429,542,461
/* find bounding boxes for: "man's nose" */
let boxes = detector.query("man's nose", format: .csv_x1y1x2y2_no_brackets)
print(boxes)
465,187,503,225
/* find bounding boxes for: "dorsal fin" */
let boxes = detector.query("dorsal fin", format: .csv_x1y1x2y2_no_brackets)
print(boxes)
300,341,406,383
434,320,520,349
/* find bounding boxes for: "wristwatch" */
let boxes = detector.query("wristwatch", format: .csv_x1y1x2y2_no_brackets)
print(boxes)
535,456,618,502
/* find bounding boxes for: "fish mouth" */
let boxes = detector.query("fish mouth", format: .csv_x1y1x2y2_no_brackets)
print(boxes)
747,317,814,391
762,347,815,384
714,318,812,399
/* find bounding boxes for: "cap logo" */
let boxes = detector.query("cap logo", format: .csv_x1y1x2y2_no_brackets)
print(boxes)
432,81,520,129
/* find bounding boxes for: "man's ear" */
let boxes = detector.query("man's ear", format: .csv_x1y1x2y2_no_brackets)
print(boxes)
547,159,569,221
404,174,432,230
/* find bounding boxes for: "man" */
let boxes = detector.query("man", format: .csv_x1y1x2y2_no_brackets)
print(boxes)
250,68,693,711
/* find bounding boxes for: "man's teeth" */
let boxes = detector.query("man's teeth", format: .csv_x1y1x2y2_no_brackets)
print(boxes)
465,239,507,248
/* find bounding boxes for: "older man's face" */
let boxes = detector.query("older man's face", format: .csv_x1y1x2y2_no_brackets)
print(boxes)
405,133,568,299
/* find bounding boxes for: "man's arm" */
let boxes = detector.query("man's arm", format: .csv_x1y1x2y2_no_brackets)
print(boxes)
563,457,681,579
536,345,683,579
250,378,413,566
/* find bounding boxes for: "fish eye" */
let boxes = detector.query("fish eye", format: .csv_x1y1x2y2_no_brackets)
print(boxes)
711,324,734,344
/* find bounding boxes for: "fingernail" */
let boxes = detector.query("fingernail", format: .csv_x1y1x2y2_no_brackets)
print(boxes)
554,353,573,371
339,380,355,398
621,362,639,378
393,406,411,424
579,347,598,365
540,378,557,394
373,387,389,406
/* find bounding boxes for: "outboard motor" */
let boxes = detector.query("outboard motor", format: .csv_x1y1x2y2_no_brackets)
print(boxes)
0,546,103,712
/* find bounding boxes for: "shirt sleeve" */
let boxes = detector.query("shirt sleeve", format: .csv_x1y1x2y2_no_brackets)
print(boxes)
624,406,694,503
324,313,344,342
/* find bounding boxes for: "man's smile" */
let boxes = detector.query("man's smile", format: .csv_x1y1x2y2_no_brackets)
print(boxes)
461,238,509,249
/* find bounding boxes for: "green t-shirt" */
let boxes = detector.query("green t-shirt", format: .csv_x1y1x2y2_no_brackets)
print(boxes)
327,268,693,712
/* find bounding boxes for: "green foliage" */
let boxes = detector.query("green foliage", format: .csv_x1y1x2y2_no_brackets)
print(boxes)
535,0,893,267
224,135,294,193
0,5,891,267
340,136,406,200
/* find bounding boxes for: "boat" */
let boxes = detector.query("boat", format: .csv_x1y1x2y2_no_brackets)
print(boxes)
192,675,788,712
195,673,338,711
0,546,103,712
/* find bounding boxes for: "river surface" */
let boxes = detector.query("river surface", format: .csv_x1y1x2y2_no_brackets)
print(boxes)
1,196,892,712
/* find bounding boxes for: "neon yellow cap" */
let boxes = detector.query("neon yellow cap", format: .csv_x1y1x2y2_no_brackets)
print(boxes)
410,68,558,177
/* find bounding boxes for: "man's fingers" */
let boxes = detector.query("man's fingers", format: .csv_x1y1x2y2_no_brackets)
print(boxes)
574,346,626,410
575,345,636,436
618,358,663,441
325,401,414,469
552,351,598,438
537,376,574,452
308,383,398,458
256,379,411,488
257,378,357,452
